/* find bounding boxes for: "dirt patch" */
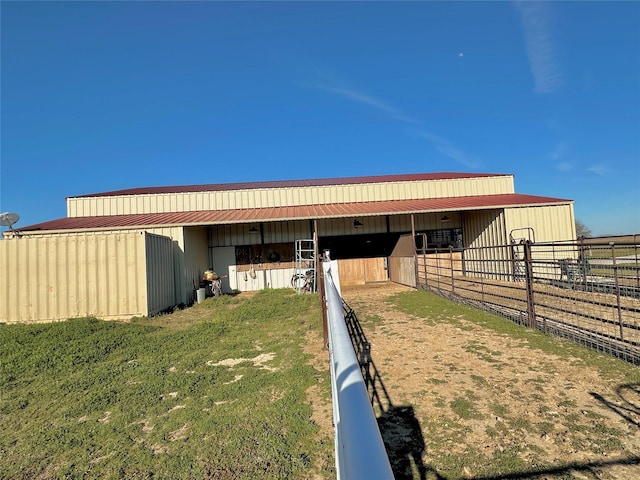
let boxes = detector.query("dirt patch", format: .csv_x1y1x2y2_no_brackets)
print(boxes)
207,352,278,371
327,282,640,480
167,423,189,442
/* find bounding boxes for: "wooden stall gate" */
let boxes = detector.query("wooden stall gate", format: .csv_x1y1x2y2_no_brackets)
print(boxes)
337,257,389,286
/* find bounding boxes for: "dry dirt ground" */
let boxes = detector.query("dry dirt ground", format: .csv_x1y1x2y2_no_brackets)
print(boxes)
307,282,640,480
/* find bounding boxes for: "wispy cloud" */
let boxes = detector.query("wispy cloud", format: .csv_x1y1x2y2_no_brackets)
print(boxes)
587,164,609,176
549,142,566,161
311,84,421,126
514,1,563,94
416,132,481,169
556,162,572,172
310,81,479,169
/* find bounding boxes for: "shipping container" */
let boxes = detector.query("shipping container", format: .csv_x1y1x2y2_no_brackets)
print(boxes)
0,231,175,323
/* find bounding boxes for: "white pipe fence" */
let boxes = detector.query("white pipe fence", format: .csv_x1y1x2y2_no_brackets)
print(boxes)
322,256,394,479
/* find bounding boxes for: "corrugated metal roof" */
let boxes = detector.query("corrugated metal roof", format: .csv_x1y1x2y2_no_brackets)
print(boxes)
17,193,571,233
69,172,510,198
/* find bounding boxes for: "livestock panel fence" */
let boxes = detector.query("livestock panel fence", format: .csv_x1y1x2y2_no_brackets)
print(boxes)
416,237,640,364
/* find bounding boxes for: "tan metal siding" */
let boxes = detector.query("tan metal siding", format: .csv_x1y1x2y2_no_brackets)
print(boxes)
388,215,412,233
66,175,516,217
414,212,461,231
463,209,507,249
317,217,389,236
262,221,313,244
462,209,510,278
316,213,463,237
208,221,314,247
183,227,209,303
503,204,576,242
208,224,246,247
0,232,149,323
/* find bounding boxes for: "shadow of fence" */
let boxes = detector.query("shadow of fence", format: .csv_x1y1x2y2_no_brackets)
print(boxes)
343,300,438,480
341,299,640,480
472,456,640,480
591,383,640,428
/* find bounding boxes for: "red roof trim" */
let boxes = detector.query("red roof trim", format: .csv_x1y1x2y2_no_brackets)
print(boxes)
19,193,571,233
69,172,510,198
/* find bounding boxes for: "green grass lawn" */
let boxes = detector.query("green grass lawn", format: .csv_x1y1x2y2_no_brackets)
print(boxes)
0,289,334,480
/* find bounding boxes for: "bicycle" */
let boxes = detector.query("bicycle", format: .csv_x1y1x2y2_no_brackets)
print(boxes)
291,269,316,293
210,278,223,297
202,270,227,298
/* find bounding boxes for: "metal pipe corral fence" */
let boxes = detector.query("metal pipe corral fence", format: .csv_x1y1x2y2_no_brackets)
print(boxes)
415,238,640,364
322,255,394,480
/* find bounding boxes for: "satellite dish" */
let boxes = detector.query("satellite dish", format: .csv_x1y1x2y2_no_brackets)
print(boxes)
0,212,20,231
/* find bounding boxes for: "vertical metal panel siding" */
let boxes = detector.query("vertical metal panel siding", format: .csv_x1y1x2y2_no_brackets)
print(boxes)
504,205,576,242
65,175,516,216
208,221,313,247
388,214,412,233
462,209,509,278
145,232,176,316
317,218,357,236
414,212,461,231
463,209,507,249
0,233,149,323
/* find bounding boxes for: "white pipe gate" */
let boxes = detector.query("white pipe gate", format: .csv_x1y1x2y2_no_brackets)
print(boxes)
322,256,394,479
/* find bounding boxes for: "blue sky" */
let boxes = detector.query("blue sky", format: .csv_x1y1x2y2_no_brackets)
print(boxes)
1,1,639,236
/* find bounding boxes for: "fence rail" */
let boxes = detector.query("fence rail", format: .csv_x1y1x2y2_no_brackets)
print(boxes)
322,256,394,480
416,239,640,364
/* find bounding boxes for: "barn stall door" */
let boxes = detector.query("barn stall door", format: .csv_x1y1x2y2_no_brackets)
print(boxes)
337,257,388,286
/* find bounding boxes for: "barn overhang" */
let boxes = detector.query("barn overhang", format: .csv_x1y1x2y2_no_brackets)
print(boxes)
9,193,572,237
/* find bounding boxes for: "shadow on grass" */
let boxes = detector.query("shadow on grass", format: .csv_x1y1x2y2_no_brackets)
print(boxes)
343,301,441,480
472,456,640,480
591,383,640,428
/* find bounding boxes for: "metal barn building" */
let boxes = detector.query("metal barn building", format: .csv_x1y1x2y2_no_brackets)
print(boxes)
0,172,576,323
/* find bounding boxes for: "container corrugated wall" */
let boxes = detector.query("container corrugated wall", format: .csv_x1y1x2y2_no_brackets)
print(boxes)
67,176,515,217
146,226,187,305
144,232,177,316
0,232,149,323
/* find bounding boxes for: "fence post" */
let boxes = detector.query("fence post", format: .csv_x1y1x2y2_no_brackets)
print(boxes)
436,251,441,292
411,215,419,289
635,241,640,293
449,246,455,296
319,259,329,348
423,248,429,290
610,242,624,342
523,240,539,331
